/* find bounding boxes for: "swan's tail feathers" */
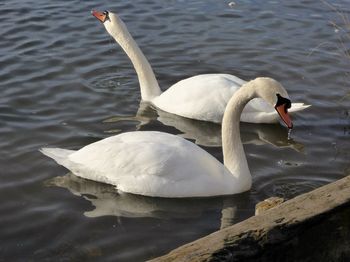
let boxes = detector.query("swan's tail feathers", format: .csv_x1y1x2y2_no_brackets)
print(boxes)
289,103,311,113
40,148,76,169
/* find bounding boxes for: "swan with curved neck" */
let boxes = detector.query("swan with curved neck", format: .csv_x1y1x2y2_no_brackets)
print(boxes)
91,10,309,124
41,78,293,198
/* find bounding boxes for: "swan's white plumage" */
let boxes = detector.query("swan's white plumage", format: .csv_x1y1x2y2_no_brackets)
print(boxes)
152,74,309,123
152,74,243,123
41,77,298,198
42,132,247,198
98,11,310,124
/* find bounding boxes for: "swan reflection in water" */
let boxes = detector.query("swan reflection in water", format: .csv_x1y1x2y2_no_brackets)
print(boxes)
104,101,304,151
46,173,251,229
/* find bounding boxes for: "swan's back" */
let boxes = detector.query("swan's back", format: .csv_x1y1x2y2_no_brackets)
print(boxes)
151,74,287,123
42,131,237,197
152,74,245,123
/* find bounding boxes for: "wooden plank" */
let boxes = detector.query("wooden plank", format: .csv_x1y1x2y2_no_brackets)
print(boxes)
149,175,350,261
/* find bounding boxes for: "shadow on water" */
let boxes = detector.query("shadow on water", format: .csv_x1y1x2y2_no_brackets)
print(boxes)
103,101,304,151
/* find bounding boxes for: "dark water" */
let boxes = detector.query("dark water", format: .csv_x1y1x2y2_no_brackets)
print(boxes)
1,0,349,261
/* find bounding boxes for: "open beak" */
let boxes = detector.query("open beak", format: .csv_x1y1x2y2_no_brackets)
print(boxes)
91,10,108,23
275,104,293,129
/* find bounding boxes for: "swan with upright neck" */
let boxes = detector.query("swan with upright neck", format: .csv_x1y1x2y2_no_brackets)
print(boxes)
92,10,309,124
41,77,293,198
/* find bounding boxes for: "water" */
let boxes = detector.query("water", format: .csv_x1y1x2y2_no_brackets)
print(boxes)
287,128,292,140
1,0,349,261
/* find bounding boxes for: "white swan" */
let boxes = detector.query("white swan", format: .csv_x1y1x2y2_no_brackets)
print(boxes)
91,10,309,124
41,77,293,198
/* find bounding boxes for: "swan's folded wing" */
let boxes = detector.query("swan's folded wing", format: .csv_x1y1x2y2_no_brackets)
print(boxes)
153,74,244,123
65,131,233,197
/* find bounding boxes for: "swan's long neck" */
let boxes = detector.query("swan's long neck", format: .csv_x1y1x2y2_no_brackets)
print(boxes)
108,16,161,101
222,82,256,188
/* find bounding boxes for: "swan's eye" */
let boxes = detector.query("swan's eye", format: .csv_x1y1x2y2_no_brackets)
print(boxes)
103,11,110,22
286,100,291,109
275,94,291,112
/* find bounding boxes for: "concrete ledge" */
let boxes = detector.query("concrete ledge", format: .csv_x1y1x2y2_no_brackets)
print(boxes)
150,175,350,261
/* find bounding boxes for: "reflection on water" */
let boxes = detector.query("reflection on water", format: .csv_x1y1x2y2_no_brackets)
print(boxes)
103,102,157,131
46,173,249,229
104,102,305,151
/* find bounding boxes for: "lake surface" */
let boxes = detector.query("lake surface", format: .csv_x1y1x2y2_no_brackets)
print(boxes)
1,0,349,261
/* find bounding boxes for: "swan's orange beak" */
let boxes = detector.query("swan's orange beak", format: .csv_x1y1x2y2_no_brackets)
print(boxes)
92,10,108,23
275,94,293,129
275,104,293,129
